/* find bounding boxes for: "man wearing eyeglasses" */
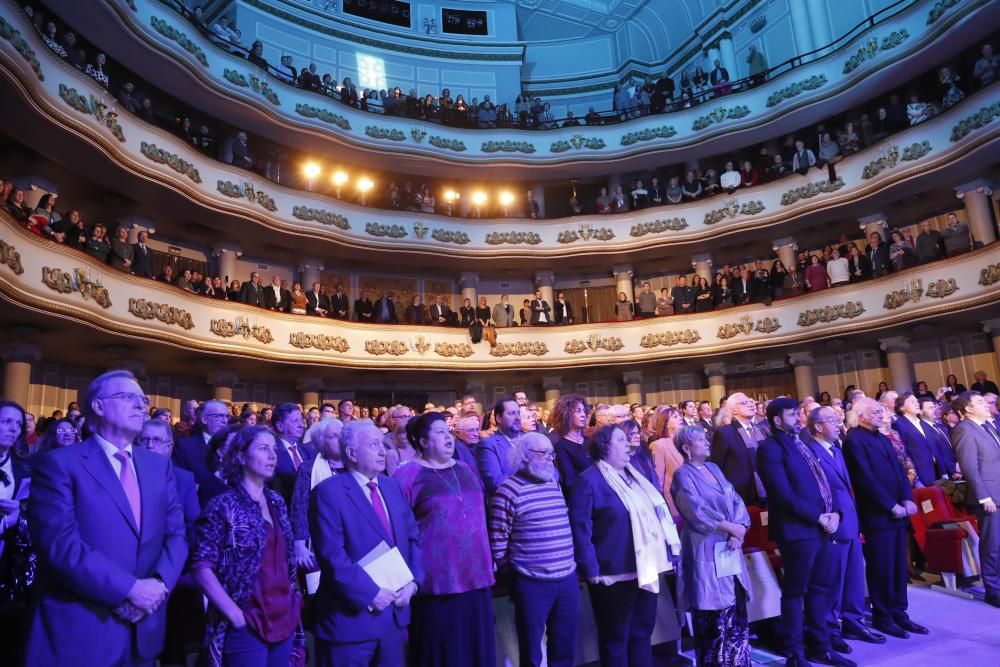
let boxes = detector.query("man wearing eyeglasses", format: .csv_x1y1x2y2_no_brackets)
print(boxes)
139,420,200,543
173,399,230,487
26,369,187,667
711,392,768,506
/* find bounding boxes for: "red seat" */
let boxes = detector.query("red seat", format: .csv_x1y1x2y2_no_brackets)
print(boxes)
743,505,783,582
909,486,972,580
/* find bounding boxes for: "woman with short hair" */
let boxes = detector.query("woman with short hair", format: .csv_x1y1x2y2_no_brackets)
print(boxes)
290,419,344,572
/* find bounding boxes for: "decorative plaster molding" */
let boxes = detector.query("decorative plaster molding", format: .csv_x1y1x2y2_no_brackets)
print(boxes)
209,317,274,343
639,329,701,348
557,224,615,244
41,266,112,308
485,231,542,245
797,301,866,327
779,178,845,206
149,16,207,66
564,335,624,354
766,74,827,108
140,141,202,183
128,298,194,329
291,205,351,230
842,29,909,74
489,341,549,357
0,15,42,80
629,218,688,237
0,240,24,274
365,340,409,355
289,332,349,352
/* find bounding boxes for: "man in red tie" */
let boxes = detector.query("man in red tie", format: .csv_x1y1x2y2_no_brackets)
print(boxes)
271,403,315,503
26,370,187,666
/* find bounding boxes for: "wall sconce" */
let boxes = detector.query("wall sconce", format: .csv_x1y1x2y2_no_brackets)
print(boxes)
423,18,437,34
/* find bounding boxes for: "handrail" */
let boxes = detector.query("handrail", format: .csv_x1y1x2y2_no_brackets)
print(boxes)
153,0,925,130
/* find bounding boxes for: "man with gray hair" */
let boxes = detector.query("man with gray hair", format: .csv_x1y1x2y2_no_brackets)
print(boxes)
489,432,578,667
712,392,767,505
174,399,230,487
138,418,200,543
27,370,187,665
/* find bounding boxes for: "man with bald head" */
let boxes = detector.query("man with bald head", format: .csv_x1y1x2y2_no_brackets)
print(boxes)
843,398,927,639
711,392,768,504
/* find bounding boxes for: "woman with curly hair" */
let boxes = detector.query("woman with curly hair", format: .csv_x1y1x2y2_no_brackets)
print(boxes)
550,394,591,495
648,405,685,520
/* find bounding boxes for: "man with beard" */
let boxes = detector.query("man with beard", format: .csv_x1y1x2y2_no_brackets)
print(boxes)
477,397,522,497
489,432,578,667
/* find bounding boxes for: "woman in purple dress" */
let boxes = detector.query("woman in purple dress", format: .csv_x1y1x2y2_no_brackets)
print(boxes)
393,412,496,666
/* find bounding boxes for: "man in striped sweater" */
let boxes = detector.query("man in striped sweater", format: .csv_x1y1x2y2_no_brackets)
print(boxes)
489,432,579,667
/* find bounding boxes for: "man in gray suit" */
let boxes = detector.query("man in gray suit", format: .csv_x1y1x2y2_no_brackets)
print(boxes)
953,390,1000,608
492,294,516,328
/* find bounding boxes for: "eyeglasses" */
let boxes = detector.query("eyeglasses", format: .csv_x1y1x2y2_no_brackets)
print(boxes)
55,427,77,435
528,449,556,460
99,392,151,408
138,436,171,446
203,413,229,420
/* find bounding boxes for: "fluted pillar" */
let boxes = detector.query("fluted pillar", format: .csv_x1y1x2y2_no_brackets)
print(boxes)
691,253,714,283
705,363,727,407
209,371,238,404
983,319,1000,372
718,33,738,77
859,213,888,242
789,0,815,57
3,342,41,409
805,0,832,57
298,259,325,289
879,336,913,394
534,271,555,308
213,243,243,284
543,376,562,409
789,352,817,400
955,180,997,246
623,371,644,406
460,272,479,307
612,264,635,303
298,377,323,410
772,237,799,272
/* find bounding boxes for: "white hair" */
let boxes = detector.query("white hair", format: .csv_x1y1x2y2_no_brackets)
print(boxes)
304,417,343,444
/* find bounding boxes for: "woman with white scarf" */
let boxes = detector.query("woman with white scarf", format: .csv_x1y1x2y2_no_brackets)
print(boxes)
570,424,682,667
289,418,344,576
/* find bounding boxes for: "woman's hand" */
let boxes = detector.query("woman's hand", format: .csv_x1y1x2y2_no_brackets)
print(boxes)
226,607,247,629
727,536,742,551
293,540,317,570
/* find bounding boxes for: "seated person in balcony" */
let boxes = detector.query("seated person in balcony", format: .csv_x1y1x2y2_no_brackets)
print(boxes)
938,67,965,109
157,264,175,285
941,212,972,256
648,176,664,205
42,20,66,58
231,131,253,170
720,162,741,194
768,153,790,180
631,181,649,209
739,160,759,188
85,52,109,89
611,186,628,213
693,66,710,97
354,289,374,322
665,177,683,204
175,269,195,292
584,107,602,125
209,16,239,47
818,133,841,181
561,110,580,128
225,279,240,301
299,63,322,92
210,276,226,299
109,226,133,273
479,97,499,128
85,223,111,263
418,186,436,214
791,140,817,176
888,230,917,272
671,276,694,315
339,77,358,107
709,59,731,96
915,221,943,264
537,103,556,130
905,93,936,126
595,187,612,214
275,54,297,85
681,171,702,200
62,31,84,69
973,43,998,88
374,291,398,324
5,187,31,226
703,168,721,195
492,294,516,328
32,193,65,241
117,81,142,115
428,295,452,326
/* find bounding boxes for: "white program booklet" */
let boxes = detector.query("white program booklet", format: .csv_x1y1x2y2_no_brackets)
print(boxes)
714,541,743,578
359,541,414,592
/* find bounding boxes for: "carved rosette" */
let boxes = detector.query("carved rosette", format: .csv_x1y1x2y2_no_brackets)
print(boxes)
979,263,1000,286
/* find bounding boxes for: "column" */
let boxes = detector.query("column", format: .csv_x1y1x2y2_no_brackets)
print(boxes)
459,272,479,307
612,264,634,303
531,183,546,219
535,271,555,307
543,376,562,409
983,318,1000,371
465,379,486,414
858,213,888,243
705,46,721,72
788,0,815,57
879,336,913,394
212,243,243,284
788,352,817,400
298,259,325,289
298,377,323,410
3,342,41,409
623,371,644,406
718,33,738,78
771,237,798,272
805,0,832,57
955,180,997,246
691,253,713,283
704,363,727,407
209,371,238,404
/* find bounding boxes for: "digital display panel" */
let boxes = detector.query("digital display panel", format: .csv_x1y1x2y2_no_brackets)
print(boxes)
442,8,488,35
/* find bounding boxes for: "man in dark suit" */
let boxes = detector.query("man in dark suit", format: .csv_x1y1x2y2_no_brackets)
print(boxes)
306,281,331,317
330,285,350,320
138,419,200,543
310,420,422,666
894,392,946,486
554,291,574,325
918,398,959,477
751,260,771,304
270,403,315,504
952,391,1000,607
173,399,230,488
970,370,1000,396
804,407,886,649
263,276,288,311
355,289,374,323
131,230,154,279
428,295,452,326
733,268,754,305
697,401,716,443
671,276,694,314
867,233,892,277
26,370,187,666
843,398,927,639
239,271,264,307
711,392,767,505
758,398,852,667
373,290,397,324
530,290,552,325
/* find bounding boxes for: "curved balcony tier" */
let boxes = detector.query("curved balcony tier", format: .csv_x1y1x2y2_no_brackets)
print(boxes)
47,0,999,178
2,213,998,371
1,24,998,264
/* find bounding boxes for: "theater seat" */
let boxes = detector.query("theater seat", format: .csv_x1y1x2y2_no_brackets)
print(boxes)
743,506,783,583
910,486,978,594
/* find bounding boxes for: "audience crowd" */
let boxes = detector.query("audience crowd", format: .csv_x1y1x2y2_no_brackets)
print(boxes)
3,370,999,667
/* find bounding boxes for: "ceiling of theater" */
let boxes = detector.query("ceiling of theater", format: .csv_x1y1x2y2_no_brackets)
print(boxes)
508,0,714,40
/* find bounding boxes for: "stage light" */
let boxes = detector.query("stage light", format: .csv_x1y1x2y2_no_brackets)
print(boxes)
332,171,349,186
357,177,374,192
443,190,459,202
303,162,321,180
499,191,515,206
472,191,488,205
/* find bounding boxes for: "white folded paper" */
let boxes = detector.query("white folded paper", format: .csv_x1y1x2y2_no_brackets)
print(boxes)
714,541,743,578
359,541,414,593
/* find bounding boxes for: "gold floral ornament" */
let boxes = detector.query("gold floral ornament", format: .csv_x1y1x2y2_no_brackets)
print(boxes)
927,0,960,25
365,126,406,141
0,16,44,80
551,135,607,152
150,16,208,66
780,178,845,206
434,342,474,358
428,136,467,152
289,332,349,352
215,181,277,211
210,316,273,344
58,85,126,142
797,302,865,327
692,106,751,131
414,336,431,355
842,29,909,75
950,102,1000,142
489,341,548,357
247,74,280,106
766,74,827,107
481,140,535,154
294,103,351,130
564,335,624,354
900,141,932,161
485,231,542,245
412,223,470,245
717,315,780,340
639,330,701,348
619,126,676,147
365,223,408,238
861,145,900,180
703,200,765,225
557,224,616,244
630,218,688,237
925,278,959,299
979,262,1000,286
0,240,24,275
883,279,924,309
365,340,409,356
41,267,112,308
128,298,194,329
140,142,202,183
292,206,350,230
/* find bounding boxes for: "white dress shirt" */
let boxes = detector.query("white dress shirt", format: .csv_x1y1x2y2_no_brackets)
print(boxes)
95,433,137,479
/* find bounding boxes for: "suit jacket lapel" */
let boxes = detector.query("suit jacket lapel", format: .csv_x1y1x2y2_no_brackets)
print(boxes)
346,477,392,544
133,449,156,541
80,439,139,535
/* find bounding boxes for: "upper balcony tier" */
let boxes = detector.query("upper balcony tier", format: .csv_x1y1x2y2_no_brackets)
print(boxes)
1,211,997,371
1,14,997,263
49,0,1000,178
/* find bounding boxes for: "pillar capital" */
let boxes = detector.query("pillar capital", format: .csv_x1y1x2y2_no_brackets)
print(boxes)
534,271,555,287
788,351,815,367
298,258,325,272
691,252,713,267
771,236,798,252
879,336,910,353
954,179,994,199
982,318,1000,335
858,213,888,230
459,272,480,287
704,362,727,377
542,376,563,391
622,371,644,386
208,370,239,388
611,264,634,279
212,243,243,258
3,342,42,363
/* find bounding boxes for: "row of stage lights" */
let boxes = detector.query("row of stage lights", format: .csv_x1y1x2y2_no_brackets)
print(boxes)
302,162,517,206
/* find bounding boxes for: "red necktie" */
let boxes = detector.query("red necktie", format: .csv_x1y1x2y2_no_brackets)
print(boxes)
288,443,303,469
367,481,394,544
115,451,142,528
